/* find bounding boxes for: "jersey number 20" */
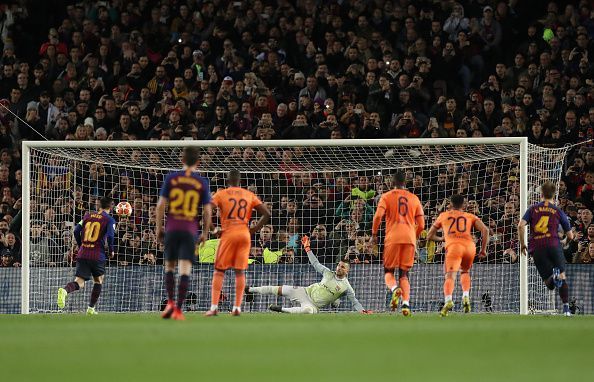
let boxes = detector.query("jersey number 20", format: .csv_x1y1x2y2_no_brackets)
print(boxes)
170,189,200,218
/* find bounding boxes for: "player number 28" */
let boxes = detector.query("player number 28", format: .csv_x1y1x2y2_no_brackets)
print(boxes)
534,216,550,234
169,189,200,218
84,221,101,242
227,198,248,220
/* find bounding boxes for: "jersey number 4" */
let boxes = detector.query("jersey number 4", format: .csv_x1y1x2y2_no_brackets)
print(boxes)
170,189,200,218
534,216,550,234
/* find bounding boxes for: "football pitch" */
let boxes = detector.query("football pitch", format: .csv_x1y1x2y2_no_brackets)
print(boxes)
1,313,593,382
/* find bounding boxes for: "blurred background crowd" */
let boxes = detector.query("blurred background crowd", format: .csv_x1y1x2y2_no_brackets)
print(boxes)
0,0,593,269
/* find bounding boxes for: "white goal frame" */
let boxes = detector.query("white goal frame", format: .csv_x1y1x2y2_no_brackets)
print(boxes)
21,137,530,314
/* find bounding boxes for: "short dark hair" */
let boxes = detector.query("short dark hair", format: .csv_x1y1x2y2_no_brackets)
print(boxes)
393,171,406,187
450,194,465,208
541,181,556,199
100,196,112,209
182,147,200,166
228,169,241,185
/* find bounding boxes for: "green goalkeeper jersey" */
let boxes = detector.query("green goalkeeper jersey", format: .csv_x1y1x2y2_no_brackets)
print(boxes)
304,250,364,311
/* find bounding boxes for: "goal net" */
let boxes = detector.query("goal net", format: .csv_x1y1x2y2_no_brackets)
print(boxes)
19,139,569,314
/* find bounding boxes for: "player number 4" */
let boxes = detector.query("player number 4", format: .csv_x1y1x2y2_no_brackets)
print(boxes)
534,216,549,234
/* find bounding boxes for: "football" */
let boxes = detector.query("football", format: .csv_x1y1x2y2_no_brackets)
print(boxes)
115,201,133,217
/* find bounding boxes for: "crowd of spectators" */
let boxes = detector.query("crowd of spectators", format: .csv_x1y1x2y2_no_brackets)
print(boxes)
0,0,593,268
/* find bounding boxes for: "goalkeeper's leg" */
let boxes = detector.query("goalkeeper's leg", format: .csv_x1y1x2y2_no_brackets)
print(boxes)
249,285,282,296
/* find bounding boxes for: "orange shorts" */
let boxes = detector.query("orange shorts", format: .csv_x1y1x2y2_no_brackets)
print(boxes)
214,230,251,270
383,243,415,270
444,242,476,273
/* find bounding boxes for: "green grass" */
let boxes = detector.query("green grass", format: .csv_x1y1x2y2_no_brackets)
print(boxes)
1,313,593,382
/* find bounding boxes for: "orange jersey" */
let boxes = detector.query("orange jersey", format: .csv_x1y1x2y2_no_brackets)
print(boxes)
373,189,424,244
434,210,478,248
211,187,262,232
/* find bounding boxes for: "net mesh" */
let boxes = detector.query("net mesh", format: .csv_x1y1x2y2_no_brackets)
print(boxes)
23,141,569,314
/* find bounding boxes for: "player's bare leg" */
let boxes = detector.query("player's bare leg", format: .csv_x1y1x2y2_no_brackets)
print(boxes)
205,269,225,316
171,260,191,321
161,260,177,319
86,275,104,315
399,268,411,316
384,268,401,311
231,269,246,316
57,277,85,309
460,270,471,313
440,271,456,317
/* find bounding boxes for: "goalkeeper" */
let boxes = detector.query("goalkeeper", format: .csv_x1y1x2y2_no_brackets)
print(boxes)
245,236,371,314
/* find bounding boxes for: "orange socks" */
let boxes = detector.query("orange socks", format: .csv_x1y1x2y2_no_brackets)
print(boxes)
384,272,397,291
210,270,224,308
234,272,246,308
460,272,471,294
399,275,410,302
444,278,455,299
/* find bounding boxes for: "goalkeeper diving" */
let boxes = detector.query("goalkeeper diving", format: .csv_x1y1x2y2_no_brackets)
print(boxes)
245,236,372,314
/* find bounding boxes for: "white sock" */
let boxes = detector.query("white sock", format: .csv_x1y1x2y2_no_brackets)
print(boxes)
462,291,469,298
402,300,409,306
250,286,278,295
390,285,398,292
445,295,452,303
281,306,315,314
232,306,241,312
210,304,218,311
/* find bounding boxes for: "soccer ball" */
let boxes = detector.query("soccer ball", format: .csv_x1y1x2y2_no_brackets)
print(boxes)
115,201,133,217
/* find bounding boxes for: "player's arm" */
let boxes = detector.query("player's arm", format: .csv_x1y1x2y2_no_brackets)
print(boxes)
559,210,574,241
344,286,371,314
302,235,331,274
371,196,386,245
517,219,528,256
200,203,213,245
414,198,425,238
155,196,167,243
106,218,116,258
73,220,83,246
474,218,489,258
426,223,443,242
249,203,271,235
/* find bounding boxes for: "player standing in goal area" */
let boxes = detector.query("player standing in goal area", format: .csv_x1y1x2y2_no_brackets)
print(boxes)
57,196,115,315
205,170,270,316
157,147,213,321
245,236,371,314
372,171,424,316
426,195,489,317
518,181,574,316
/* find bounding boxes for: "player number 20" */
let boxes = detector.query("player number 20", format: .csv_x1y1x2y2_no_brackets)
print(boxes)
534,216,550,234
170,189,200,218
447,216,467,234
84,222,101,242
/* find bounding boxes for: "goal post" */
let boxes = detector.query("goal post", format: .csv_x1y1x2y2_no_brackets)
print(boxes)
20,138,567,314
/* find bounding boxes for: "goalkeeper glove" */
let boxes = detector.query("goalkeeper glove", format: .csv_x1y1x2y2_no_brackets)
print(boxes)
301,235,311,252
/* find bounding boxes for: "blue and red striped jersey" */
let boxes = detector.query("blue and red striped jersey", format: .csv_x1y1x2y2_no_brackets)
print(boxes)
522,201,571,251
159,169,211,234
74,211,116,261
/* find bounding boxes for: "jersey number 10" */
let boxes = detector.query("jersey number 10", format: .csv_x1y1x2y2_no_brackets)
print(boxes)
84,221,101,242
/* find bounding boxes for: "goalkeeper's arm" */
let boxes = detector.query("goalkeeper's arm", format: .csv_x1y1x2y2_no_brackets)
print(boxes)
344,286,365,312
73,220,83,247
302,235,331,274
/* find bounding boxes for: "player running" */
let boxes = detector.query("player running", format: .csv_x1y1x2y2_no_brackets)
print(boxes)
426,194,489,316
157,147,212,321
518,181,574,316
372,171,424,316
245,236,371,314
57,196,115,315
205,170,270,316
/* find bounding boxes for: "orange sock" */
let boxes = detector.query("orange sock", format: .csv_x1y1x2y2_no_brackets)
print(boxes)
444,278,455,297
211,270,224,307
460,272,471,294
384,272,397,291
399,275,410,301
234,272,246,308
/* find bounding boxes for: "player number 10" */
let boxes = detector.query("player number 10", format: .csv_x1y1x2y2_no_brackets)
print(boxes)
84,221,101,242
